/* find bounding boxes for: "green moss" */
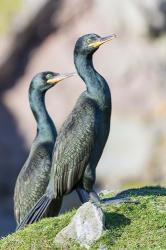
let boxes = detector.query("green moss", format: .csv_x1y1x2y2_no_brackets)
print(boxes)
0,0,21,34
1,186,166,250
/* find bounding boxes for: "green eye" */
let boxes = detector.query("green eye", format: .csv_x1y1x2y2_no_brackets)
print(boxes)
46,74,52,80
87,39,91,44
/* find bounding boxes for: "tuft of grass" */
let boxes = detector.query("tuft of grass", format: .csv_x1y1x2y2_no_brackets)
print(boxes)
0,186,166,250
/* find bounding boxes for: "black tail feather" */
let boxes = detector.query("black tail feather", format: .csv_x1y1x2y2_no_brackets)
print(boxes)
16,192,54,231
29,196,51,224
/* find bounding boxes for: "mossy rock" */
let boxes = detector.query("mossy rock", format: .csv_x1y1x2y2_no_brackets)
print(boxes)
1,186,166,249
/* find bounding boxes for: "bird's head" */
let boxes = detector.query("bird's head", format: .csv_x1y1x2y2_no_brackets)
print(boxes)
74,33,117,56
31,71,76,92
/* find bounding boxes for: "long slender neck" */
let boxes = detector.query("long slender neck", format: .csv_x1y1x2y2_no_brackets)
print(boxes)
74,52,111,110
29,88,56,142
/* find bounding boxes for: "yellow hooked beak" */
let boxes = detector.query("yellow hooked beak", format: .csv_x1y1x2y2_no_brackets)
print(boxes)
47,72,77,84
88,34,117,48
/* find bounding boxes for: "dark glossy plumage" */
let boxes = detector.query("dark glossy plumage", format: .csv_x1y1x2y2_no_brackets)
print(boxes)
14,72,63,224
17,33,113,229
52,95,96,196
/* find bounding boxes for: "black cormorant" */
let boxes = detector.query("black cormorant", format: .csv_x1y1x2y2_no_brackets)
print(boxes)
17,34,116,229
14,71,75,225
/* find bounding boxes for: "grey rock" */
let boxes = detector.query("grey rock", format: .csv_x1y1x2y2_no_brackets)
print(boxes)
97,245,108,250
54,202,105,249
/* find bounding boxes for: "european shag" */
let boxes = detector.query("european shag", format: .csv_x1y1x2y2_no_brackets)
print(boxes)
14,71,75,225
17,34,116,230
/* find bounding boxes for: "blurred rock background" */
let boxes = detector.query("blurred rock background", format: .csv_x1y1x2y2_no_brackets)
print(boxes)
0,0,166,237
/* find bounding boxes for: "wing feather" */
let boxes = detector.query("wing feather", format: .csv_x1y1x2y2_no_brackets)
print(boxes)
51,97,96,196
14,144,52,223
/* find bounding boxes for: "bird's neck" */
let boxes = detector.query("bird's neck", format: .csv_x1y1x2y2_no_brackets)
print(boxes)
74,52,111,110
29,89,56,142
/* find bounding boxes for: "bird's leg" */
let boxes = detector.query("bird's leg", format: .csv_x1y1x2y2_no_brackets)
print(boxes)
76,188,89,203
76,187,101,204
76,188,138,206
88,190,138,205
89,189,101,204
76,188,101,204
76,188,100,204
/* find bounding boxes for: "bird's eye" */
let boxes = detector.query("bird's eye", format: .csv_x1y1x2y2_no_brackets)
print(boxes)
87,38,92,44
46,74,53,80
